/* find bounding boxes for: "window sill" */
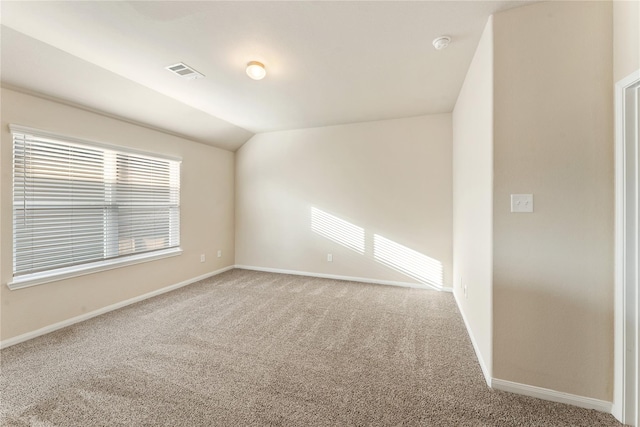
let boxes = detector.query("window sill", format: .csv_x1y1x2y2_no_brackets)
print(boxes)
7,248,183,290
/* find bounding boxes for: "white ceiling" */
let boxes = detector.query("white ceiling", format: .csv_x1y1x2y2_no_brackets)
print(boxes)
1,1,528,151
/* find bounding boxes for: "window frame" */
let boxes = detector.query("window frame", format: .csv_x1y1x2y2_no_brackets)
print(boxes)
8,125,183,290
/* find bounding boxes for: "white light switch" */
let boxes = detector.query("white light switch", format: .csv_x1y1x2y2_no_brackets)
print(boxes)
511,194,534,213
327,253,333,262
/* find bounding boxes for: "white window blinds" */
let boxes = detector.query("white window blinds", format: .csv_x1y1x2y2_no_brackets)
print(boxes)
12,127,181,280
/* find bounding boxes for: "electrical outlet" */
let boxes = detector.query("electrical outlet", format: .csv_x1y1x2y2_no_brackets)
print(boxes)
200,254,205,263
217,250,222,258
327,253,333,262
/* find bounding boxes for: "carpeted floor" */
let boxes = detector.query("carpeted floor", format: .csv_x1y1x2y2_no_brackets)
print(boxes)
0,269,621,426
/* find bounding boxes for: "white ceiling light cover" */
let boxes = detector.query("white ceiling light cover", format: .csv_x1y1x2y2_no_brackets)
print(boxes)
0,1,528,139
246,61,266,80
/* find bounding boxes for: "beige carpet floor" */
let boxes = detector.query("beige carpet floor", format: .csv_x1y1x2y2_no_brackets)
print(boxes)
0,269,622,426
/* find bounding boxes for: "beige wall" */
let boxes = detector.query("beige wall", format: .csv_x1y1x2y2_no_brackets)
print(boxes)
492,1,614,400
452,17,494,378
235,115,453,288
0,0,623,405
613,0,640,82
0,88,236,341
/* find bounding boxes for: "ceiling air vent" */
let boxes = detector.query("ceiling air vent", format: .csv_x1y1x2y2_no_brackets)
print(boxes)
165,62,205,80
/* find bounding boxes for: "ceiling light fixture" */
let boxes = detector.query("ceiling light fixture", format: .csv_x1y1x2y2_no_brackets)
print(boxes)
432,36,451,50
246,61,266,80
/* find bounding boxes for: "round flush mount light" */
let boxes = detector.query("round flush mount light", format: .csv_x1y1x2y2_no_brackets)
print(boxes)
246,61,266,80
432,36,451,50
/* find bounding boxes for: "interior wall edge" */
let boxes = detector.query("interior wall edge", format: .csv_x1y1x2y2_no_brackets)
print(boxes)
453,291,492,386
491,378,613,414
0,83,253,151
0,266,235,350
234,265,451,293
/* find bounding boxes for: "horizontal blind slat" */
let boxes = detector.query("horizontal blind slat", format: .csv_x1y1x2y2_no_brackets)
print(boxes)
13,130,181,277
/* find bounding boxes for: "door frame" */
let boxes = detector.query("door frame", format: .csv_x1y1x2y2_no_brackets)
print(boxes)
614,69,640,426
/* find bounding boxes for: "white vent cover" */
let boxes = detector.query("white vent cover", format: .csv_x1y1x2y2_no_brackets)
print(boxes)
165,62,205,80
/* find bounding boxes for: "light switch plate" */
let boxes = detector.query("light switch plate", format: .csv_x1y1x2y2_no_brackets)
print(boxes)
511,194,534,213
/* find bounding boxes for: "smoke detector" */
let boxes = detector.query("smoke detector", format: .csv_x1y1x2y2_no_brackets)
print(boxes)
432,36,451,50
165,62,205,80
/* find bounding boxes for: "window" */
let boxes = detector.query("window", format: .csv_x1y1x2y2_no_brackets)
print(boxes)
10,125,181,289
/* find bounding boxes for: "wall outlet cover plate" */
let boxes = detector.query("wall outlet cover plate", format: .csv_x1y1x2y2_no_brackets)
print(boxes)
511,194,534,213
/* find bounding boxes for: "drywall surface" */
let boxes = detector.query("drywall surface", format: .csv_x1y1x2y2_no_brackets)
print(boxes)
492,1,614,400
235,115,453,288
452,16,494,378
613,0,640,82
0,88,235,341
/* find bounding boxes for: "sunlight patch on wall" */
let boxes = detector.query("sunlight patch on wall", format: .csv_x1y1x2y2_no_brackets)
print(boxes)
373,234,443,287
311,207,365,254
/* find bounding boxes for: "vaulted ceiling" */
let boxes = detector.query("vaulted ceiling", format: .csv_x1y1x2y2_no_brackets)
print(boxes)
1,1,528,151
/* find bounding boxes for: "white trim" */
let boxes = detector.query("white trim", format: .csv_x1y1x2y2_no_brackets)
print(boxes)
0,262,618,416
453,291,492,387
9,124,183,162
0,265,234,349
7,248,183,290
492,378,613,414
234,264,451,292
614,72,624,420
614,69,640,425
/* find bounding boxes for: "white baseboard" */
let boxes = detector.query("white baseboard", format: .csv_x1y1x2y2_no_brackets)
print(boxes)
0,264,616,416
453,291,492,387
234,264,451,292
452,291,614,413
0,265,234,349
492,378,612,414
